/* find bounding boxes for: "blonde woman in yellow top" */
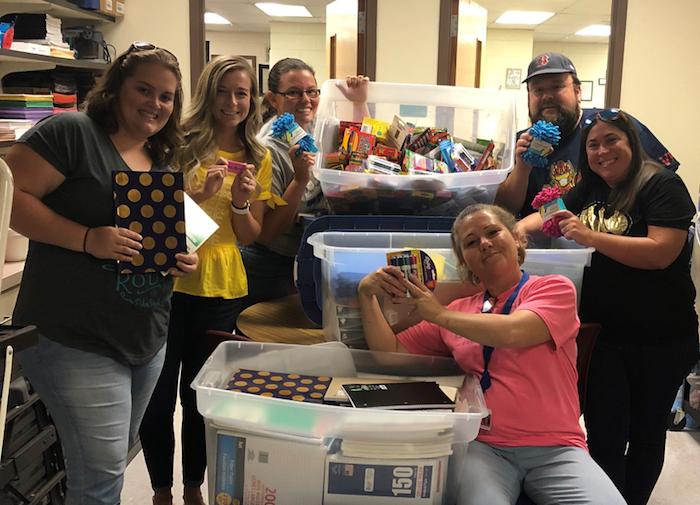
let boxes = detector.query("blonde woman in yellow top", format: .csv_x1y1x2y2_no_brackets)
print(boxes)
139,56,276,505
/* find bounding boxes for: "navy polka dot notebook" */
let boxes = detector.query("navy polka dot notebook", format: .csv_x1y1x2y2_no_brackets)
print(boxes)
113,171,186,274
226,369,332,403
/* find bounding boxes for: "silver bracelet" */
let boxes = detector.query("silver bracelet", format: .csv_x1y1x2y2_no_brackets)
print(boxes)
231,200,250,215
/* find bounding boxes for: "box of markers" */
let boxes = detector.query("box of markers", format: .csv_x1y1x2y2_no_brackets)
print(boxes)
386,249,438,291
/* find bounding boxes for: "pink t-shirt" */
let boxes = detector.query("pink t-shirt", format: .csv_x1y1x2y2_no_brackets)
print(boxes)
397,274,586,449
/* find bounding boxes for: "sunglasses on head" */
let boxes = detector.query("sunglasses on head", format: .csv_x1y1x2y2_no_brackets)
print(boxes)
583,108,622,127
126,41,177,61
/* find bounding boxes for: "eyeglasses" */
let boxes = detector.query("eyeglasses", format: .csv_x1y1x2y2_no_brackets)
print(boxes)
274,88,321,100
583,108,622,127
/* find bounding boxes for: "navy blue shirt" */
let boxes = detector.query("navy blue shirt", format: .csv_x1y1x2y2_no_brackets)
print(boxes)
518,109,679,217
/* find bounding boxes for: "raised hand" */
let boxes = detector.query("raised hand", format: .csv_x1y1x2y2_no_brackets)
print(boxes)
336,75,369,104
289,145,315,184
200,158,227,200
231,164,258,207
555,210,594,246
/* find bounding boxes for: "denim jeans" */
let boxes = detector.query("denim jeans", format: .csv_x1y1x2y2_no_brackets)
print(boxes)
451,441,626,505
16,335,166,505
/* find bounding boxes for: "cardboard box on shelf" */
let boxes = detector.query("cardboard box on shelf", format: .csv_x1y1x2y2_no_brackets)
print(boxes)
114,0,125,17
98,0,113,15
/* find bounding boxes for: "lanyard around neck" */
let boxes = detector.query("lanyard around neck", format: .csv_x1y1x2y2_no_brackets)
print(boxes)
480,271,529,393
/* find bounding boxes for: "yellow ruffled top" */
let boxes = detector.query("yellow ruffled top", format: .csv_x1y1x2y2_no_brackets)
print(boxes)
174,148,277,299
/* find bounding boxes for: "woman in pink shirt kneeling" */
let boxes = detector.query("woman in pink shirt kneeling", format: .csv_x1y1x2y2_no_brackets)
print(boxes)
357,203,624,505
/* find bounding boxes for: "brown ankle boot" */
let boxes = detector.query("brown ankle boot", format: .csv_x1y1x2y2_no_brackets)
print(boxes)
152,488,173,505
183,486,206,505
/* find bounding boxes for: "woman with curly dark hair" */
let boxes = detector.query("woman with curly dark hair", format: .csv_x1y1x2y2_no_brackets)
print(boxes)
7,43,198,504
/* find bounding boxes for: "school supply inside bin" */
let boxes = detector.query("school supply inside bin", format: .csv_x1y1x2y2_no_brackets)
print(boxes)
312,80,516,215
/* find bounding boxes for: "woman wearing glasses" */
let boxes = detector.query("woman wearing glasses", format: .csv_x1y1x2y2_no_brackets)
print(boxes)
519,109,699,505
7,44,198,504
138,55,273,505
358,203,625,505
239,58,369,308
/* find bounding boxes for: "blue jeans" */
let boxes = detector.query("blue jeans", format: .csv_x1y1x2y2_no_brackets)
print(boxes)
451,441,626,505
16,335,166,505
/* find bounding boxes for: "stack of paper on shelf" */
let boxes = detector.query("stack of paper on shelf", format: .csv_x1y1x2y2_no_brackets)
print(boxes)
0,94,53,121
4,13,74,59
0,119,34,141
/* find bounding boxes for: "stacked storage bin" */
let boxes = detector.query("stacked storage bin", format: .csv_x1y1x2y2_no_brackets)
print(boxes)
193,341,489,505
1,327,66,505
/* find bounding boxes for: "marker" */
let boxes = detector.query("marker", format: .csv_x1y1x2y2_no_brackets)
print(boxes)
409,253,418,279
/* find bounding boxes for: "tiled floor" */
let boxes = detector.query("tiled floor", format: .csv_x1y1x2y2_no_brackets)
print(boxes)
121,403,700,504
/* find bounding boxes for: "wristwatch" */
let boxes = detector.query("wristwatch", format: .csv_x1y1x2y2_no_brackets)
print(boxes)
231,200,250,215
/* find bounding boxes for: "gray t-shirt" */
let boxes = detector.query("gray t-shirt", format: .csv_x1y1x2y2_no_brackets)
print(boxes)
257,118,326,257
12,113,173,365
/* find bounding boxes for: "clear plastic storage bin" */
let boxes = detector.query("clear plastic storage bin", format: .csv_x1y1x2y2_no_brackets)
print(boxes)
307,231,593,345
195,342,486,504
193,341,488,442
312,80,516,215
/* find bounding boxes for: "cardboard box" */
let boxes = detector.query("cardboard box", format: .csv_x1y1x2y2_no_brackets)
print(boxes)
98,0,113,15
213,428,326,505
114,0,125,17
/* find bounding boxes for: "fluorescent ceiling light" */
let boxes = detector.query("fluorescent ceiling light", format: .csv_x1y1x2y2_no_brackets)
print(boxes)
255,3,312,17
495,11,554,25
204,12,231,25
576,24,611,37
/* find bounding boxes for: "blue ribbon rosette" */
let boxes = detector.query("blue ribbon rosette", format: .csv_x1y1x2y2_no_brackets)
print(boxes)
521,120,561,168
271,113,318,155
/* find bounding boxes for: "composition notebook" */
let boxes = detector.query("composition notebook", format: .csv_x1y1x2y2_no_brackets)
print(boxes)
342,381,455,410
113,170,186,274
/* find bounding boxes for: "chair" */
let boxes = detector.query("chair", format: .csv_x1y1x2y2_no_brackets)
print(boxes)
575,322,601,413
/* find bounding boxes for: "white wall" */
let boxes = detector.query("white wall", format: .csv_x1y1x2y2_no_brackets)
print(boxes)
482,29,533,130
269,22,327,85
101,0,191,100
376,0,440,84
455,0,487,88
206,31,269,68
482,29,533,91
326,0,358,81
533,41,608,109
621,0,700,198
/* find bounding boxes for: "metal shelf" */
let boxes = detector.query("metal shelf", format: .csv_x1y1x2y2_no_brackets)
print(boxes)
0,0,116,23
0,47,107,70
